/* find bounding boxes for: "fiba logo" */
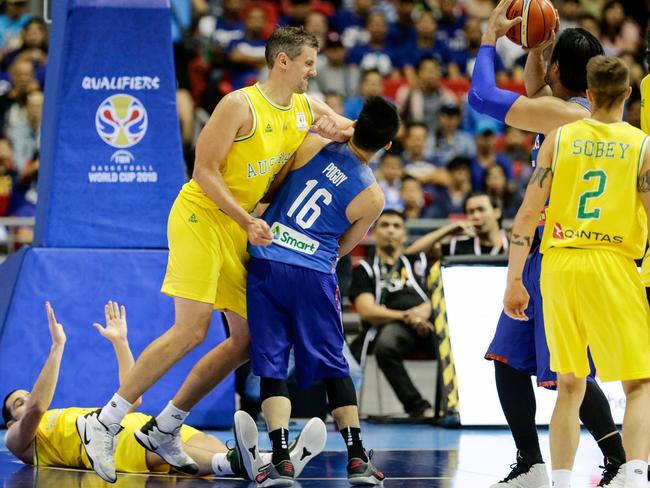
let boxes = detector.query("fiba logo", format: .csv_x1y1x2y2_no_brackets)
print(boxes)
95,94,148,148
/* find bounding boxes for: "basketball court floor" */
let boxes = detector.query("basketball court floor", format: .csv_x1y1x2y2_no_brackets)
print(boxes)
0,422,612,487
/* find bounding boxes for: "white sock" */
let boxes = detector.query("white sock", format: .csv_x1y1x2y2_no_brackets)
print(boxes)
211,453,233,476
156,401,189,433
98,393,132,430
624,460,648,487
551,469,572,488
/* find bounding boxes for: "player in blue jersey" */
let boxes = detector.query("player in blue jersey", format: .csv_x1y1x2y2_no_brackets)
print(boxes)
468,1,625,487
234,97,399,487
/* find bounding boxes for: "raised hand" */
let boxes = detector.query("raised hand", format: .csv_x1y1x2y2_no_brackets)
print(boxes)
46,302,66,347
483,0,523,45
93,300,127,343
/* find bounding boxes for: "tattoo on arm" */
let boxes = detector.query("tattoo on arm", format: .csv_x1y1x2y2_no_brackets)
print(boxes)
638,169,650,193
528,167,552,188
511,233,533,246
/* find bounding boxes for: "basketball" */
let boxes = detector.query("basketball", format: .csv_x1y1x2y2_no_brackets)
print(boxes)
506,0,557,49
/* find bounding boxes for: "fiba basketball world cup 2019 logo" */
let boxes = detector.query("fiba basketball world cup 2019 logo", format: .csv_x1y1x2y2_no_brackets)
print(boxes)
95,94,148,148
89,93,157,184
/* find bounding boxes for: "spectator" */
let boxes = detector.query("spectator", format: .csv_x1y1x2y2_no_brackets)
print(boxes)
0,0,30,53
323,91,344,114
0,138,15,217
396,57,455,132
227,4,268,89
578,13,601,40
346,11,400,77
280,0,313,28
2,17,47,88
469,121,513,190
406,192,509,257
500,126,532,192
311,32,358,98
375,152,404,210
386,0,417,50
349,210,437,421
0,58,39,134
599,1,641,56
436,0,467,69
343,68,384,119
401,122,449,187
433,156,473,217
197,0,244,50
464,0,495,22
557,0,581,32
482,164,521,219
330,0,373,48
456,16,506,78
6,89,40,173
430,102,475,166
402,10,450,84
400,175,441,220
303,9,329,48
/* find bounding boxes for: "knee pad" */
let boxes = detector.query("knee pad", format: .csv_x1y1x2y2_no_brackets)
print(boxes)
324,376,357,411
260,378,290,403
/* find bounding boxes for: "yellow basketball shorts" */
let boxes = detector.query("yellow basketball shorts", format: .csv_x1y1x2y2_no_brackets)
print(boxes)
113,413,201,474
161,193,249,318
540,248,650,381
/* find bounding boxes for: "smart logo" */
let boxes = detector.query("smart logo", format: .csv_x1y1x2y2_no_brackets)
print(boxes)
95,94,148,148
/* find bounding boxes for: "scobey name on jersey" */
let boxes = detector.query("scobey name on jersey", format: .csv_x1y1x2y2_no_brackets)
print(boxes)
271,222,320,255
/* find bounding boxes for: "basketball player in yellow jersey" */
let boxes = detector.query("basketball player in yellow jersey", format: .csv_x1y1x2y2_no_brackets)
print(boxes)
78,26,351,483
3,302,326,479
504,56,650,488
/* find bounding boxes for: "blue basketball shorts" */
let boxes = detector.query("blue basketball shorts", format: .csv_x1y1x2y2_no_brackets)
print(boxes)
485,247,595,388
246,258,349,389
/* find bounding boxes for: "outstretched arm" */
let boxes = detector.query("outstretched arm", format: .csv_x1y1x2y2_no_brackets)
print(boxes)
5,303,66,460
469,0,588,134
503,130,556,320
93,301,141,410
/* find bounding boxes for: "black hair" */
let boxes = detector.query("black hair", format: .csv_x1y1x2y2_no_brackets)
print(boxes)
406,121,428,133
550,28,604,93
360,69,382,83
463,191,502,212
416,56,439,72
376,209,406,223
447,156,471,171
2,389,20,426
379,152,402,164
401,174,420,186
265,26,319,69
352,96,400,152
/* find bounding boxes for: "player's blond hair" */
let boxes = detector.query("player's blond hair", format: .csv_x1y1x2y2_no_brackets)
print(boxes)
586,55,630,109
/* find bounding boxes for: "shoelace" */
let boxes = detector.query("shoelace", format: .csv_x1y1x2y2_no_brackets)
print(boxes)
502,462,532,482
597,462,620,486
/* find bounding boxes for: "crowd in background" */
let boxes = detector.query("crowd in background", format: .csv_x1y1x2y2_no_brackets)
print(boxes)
0,0,648,249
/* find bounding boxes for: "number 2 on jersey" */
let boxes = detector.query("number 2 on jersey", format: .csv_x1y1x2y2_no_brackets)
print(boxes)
287,179,332,229
577,169,607,219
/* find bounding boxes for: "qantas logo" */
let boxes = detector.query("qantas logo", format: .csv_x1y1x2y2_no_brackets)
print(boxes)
553,222,564,239
551,223,623,243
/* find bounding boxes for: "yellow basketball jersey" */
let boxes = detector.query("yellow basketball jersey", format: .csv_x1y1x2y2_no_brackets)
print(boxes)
641,74,650,134
181,83,314,212
34,407,94,468
540,119,650,259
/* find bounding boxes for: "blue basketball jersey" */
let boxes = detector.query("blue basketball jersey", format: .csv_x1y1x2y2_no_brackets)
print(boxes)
249,142,376,273
534,96,591,237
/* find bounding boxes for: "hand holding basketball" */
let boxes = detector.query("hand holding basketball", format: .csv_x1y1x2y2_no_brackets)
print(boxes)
483,0,523,45
506,0,558,49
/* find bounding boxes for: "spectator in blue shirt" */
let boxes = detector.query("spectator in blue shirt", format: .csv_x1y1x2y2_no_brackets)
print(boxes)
346,11,401,77
227,5,268,89
386,0,417,50
430,102,476,166
342,69,384,119
376,152,404,211
0,0,30,52
436,0,467,69
402,11,450,84
330,0,373,48
469,121,513,191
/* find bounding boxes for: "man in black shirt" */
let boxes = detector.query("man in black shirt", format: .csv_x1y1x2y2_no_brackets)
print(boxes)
406,192,509,256
349,210,437,420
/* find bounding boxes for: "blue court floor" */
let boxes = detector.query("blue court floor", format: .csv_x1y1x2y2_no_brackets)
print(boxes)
0,423,614,487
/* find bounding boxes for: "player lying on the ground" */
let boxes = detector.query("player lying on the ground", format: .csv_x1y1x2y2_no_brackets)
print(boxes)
2,301,326,478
